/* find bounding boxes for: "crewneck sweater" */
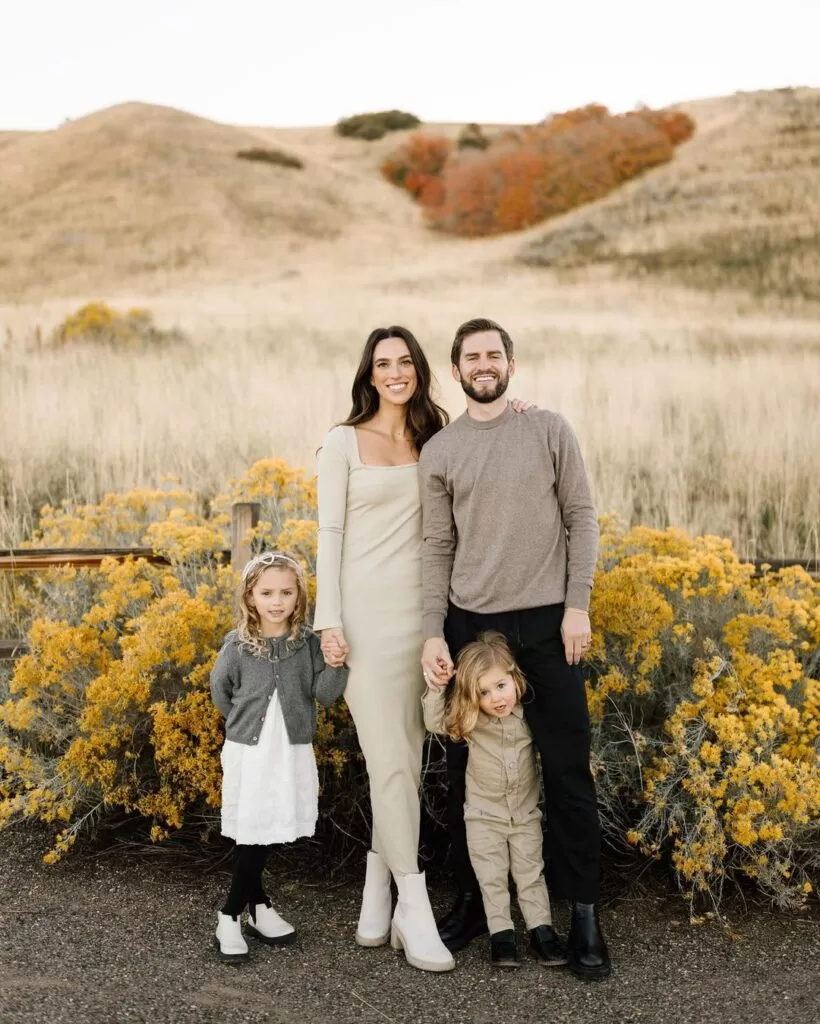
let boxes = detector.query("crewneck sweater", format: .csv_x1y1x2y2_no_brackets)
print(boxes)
418,404,599,639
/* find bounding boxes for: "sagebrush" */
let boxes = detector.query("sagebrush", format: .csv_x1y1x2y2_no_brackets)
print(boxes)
335,110,421,141
236,147,304,170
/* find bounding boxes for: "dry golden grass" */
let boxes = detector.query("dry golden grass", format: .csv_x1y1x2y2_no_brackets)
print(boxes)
1,91,818,560
0,103,417,301
0,130,31,152
2,288,818,560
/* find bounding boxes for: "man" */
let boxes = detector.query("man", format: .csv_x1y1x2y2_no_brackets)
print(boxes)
419,318,610,981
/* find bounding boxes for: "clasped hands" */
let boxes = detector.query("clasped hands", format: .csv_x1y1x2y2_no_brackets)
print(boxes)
420,608,593,688
319,627,348,668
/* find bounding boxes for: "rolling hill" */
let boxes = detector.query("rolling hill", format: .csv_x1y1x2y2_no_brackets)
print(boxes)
0,89,819,306
0,103,414,300
518,88,820,301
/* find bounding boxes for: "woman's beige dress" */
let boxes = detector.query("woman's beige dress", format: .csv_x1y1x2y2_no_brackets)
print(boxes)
314,424,425,876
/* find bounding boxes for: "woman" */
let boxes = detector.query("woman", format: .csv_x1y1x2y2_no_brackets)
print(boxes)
314,326,529,973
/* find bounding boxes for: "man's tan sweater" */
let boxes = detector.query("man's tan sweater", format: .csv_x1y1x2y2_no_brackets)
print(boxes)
418,404,599,639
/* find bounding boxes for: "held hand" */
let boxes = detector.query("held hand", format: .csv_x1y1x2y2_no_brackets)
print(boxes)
561,608,592,666
510,397,537,413
421,637,454,689
320,628,349,668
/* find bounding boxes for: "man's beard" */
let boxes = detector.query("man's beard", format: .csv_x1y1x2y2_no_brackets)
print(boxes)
459,370,510,404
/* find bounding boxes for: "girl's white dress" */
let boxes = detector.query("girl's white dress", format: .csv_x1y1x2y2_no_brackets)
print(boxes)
220,688,319,845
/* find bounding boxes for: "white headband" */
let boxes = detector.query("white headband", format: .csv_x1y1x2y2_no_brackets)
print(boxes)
241,551,305,582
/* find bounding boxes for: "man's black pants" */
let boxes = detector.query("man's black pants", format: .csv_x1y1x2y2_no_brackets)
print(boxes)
443,602,601,904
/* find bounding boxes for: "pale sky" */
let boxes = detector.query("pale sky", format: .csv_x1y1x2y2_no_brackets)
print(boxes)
2,0,819,131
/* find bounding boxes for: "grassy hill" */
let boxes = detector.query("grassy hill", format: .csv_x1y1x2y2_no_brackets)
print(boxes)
0,103,413,300
1,91,819,305
518,88,820,301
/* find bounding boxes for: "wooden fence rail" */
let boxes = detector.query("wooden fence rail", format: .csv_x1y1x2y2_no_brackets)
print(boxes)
0,547,212,571
0,502,260,661
0,500,818,661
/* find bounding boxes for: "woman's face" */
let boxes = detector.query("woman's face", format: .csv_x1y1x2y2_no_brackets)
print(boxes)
370,337,418,408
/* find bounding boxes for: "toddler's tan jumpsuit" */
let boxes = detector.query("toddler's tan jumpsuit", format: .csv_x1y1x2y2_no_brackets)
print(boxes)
423,690,552,934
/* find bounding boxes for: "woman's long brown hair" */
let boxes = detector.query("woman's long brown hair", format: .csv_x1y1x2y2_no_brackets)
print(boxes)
341,326,449,451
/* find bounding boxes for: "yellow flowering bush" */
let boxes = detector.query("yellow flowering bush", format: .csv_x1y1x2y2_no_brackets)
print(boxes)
0,460,351,859
30,485,206,549
590,520,819,913
212,457,317,548
0,556,235,858
1,472,816,920
52,302,184,348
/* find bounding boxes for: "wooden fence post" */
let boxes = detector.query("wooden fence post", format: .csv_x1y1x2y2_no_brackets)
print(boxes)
231,502,260,572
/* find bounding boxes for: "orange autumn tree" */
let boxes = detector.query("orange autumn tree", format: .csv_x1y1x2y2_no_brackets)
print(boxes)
381,104,695,237
380,133,453,204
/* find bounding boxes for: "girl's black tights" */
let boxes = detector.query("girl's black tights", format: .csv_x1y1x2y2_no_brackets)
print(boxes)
221,843,271,917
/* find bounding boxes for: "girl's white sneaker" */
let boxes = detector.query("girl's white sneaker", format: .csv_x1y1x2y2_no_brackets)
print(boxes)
214,911,249,963
355,850,393,947
246,900,296,946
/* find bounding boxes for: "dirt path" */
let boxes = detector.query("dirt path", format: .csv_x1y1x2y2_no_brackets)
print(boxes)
1,826,816,1024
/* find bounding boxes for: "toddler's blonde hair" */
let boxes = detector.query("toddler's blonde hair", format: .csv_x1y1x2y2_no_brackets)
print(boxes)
446,631,527,741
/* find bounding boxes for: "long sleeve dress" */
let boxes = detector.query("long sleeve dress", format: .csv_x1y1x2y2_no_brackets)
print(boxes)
314,424,426,876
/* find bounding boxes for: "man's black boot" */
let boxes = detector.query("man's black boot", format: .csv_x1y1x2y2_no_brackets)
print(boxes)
567,903,611,981
490,929,520,968
435,890,488,953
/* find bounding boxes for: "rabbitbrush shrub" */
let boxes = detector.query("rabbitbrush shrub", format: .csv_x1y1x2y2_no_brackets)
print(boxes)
588,519,818,915
0,468,816,918
52,302,184,348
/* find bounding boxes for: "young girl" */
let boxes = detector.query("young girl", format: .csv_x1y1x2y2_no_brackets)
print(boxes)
423,631,567,970
210,551,348,963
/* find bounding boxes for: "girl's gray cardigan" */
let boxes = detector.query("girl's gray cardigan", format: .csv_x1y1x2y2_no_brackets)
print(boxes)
210,627,348,746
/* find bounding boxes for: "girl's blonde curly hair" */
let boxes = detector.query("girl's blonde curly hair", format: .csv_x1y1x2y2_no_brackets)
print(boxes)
446,631,527,741
236,551,308,656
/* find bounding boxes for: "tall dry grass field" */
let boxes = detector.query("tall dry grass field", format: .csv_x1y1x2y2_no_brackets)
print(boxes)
2,288,818,560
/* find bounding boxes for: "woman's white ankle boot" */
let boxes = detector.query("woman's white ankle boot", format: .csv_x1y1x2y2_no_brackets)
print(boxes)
214,911,249,962
246,900,296,945
356,850,393,946
391,871,455,972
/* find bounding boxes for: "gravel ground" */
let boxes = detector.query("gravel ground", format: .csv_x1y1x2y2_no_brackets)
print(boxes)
0,825,817,1024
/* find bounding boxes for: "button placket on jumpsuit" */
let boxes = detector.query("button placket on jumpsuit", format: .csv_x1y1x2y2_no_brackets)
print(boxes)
464,710,552,935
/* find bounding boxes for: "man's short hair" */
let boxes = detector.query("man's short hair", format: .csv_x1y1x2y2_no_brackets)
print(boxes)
451,318,514,366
